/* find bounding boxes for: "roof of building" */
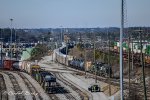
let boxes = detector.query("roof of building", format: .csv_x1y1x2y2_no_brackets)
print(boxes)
21,48,33,61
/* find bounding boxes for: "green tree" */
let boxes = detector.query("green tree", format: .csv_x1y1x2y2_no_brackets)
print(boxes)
95,50,102,60
30,44,48,60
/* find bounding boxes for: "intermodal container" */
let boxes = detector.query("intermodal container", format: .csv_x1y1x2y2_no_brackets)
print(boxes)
3,60,14,70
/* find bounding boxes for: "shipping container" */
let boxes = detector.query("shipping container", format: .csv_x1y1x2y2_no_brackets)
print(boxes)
146,45,150,55
21,61,28,72
26,62,32,74
3,60,14,70
19,61,40,74
85,61,92,71
145,56,150,64
114,46,118,50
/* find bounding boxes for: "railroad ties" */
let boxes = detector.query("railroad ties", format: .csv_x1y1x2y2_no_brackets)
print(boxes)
0,71,51,100
20,72,51,100
0,74,8,100
0,71,24,100
17,72,42,100
55,73,90,100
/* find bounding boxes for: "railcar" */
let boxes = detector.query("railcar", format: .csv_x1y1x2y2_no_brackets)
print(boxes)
54,45,113,77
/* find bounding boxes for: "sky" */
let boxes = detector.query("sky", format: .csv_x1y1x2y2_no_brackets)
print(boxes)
0,0,150,28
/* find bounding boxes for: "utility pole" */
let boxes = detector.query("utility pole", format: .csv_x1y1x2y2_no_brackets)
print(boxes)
58,26,62,66
120,0,124,100
131,34,134,70
84,45,87,78
107,30,111,96
65,42,68,65
128,32,131,99
58,41,60,66
138,29,147,100
60,28,62,43
51,29,54,62
0,38,3,68
0,29,3,68
83,42,87,78
42,36,44,44
79,32,82,43
14,29,17,60
93,29,97,83
65,34,68,65
10,19,13,60
15,29,17,44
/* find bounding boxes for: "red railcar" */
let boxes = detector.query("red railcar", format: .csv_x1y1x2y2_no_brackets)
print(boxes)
3,60,14,70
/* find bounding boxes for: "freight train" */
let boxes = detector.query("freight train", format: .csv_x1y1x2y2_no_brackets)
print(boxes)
1,59,56,93
54,44,73,66
69,59,85,70
89,62,112,77
54,45,112,77
113,47,150,66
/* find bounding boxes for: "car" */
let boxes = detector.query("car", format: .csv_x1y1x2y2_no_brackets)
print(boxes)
88,84,100,92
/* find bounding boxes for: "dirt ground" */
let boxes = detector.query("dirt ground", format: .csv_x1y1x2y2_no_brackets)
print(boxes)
102,85,119,96
68,46,150,99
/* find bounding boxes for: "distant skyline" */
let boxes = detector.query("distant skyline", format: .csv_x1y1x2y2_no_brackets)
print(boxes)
0,0,150,28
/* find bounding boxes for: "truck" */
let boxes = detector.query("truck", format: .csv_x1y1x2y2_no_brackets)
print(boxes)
88,84,100,92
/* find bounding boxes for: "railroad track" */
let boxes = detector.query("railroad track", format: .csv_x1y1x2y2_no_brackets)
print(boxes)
66,66,121,86
3,71,25,100
55,74,77,100
48,93,59,100
0,70,60,100
17,72,42,100
57,84,76,100
0,74,8,100
55,73,89,100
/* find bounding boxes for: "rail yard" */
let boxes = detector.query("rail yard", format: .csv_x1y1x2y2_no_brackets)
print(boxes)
0,1,150,100
0,40,149,100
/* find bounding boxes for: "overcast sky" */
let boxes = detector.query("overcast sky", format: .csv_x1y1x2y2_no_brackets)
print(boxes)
0,0,150,28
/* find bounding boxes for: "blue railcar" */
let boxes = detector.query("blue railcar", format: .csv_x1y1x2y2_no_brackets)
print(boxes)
79,61,84,70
